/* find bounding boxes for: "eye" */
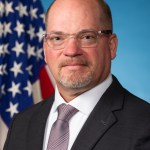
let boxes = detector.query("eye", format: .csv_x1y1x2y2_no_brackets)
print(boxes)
84,35,94,39
79,32,97,40
49,35,64,41
45,34,66,47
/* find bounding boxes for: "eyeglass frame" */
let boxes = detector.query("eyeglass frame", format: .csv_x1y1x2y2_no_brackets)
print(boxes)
43,29,112,50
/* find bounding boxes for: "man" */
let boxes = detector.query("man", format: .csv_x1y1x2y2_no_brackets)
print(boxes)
4,0,150,150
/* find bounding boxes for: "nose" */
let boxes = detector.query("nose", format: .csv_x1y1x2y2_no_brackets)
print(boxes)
63,38,82,57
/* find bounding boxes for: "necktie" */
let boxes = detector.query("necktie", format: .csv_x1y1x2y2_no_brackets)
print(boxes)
47,104,78,150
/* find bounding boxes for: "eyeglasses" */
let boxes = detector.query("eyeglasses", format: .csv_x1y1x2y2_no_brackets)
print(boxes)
43,29,112,50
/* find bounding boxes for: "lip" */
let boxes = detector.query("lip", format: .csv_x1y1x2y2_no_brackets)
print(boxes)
62,64,86,70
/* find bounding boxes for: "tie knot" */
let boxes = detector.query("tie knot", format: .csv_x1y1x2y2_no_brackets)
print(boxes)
57,104,78,122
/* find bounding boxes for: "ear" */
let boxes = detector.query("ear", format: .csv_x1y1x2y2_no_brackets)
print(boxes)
43,38,47,63
109,34,118,60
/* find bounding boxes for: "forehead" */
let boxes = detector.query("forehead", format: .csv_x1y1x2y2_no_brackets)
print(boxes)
46,0,102,33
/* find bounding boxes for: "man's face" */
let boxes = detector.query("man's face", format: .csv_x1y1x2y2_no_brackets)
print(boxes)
44,0,117,93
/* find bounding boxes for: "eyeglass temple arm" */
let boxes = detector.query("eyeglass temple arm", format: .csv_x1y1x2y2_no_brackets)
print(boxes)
99,30,112,34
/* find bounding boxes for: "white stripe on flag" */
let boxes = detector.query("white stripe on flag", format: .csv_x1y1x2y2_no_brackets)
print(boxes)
0,116,8,150
33,79,43,103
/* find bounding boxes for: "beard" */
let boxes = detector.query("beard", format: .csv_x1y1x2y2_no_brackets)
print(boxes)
57,57,94,89
59,58,93,89
59,69,93,89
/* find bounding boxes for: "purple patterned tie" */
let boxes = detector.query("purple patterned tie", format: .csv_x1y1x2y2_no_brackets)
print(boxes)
47,104,78,150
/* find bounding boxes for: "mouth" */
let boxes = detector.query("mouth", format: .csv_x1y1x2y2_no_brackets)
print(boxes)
62,63,86,70
59,58,88,71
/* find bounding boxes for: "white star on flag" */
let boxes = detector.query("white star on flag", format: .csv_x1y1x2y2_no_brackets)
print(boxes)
24,81,32,96
3,44,10,56
12,41,24,57
2,64,8,75
0,2,4,16
30,6,38,20
10,61,23,77
27,44,36,58
27,25,35,40
14,21,24,37
1,84,6,95
5,1,14,16
4,22,12,37
26,65,33,76
40,13,45,23
6,102,19,118
0,65,3,75
37,27,45,42
0,44,3,56
8,82,21,98
36,48,43,60
0,23,3,37
15,3,28,17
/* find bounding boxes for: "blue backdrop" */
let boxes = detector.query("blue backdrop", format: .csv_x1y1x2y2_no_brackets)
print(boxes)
41,0,150,102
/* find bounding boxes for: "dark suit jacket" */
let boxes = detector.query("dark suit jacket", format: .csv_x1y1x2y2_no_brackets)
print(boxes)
4,76,150,150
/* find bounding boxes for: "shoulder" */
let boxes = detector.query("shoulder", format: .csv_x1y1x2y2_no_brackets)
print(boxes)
4,96,54,149
111,75,150,118
12,94,54,124
123,89,150,116
112,75,150,111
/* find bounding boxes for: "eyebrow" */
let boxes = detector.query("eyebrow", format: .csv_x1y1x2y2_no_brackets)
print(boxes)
46,29,99,34
46,31,65,34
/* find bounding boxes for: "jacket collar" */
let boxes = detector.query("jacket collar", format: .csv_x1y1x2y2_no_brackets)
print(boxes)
71,76,124,150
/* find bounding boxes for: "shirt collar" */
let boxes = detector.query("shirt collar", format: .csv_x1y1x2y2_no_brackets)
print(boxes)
54,74,112,116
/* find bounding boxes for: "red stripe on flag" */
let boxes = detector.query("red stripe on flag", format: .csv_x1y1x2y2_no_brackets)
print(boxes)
39,66,54,99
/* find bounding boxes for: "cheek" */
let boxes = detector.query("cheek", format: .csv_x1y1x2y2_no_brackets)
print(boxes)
44,51,59,75
88,49,102,68
89,47,111,73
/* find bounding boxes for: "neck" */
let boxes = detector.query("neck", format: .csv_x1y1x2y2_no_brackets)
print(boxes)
56,74,112,102
57,86,89,102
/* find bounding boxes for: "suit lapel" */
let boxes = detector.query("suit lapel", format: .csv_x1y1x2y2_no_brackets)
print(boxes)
71,76,124,150
26,95,54,150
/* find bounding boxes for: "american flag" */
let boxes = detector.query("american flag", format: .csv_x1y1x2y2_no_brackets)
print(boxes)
0,0,54,149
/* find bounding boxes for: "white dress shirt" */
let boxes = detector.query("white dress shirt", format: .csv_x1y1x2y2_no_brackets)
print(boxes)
43,74,112,150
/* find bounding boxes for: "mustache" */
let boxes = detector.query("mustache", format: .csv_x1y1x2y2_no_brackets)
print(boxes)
58,58,89,68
